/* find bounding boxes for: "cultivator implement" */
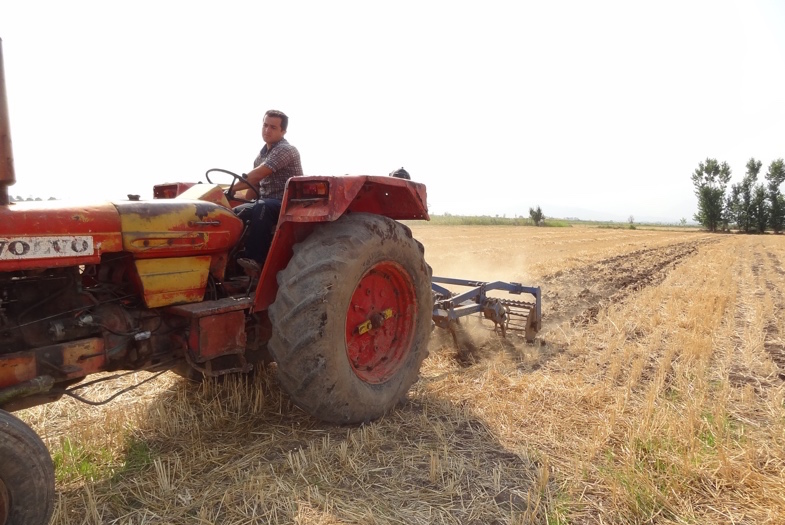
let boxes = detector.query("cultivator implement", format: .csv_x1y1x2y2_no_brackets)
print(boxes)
431,277,542,343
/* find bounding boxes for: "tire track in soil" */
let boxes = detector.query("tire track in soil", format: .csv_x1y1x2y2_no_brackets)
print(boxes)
728,244,759,390
764,250,785,379
538,237,717,330
728,246,785,391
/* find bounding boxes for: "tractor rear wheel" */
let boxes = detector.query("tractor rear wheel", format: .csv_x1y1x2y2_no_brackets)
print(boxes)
0,410,55,525
268,213,432,424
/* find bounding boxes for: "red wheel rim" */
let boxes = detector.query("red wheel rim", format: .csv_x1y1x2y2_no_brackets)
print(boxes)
345,261,417,383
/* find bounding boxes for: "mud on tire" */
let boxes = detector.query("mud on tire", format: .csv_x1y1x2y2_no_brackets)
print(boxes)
268,213,432,424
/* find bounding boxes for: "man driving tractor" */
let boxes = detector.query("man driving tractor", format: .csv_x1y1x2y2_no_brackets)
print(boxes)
234,109,303,265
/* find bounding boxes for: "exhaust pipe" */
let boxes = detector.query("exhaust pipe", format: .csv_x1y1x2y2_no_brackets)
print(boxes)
0,38,15,206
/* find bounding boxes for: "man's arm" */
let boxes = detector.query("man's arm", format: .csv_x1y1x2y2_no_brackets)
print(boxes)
233,143,299,198
234,164,274,194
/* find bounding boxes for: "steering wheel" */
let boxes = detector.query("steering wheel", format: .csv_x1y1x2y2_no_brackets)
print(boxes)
205,168,261,203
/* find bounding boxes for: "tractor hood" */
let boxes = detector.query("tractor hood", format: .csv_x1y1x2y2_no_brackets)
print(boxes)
0,200,123,271
0,198,243,272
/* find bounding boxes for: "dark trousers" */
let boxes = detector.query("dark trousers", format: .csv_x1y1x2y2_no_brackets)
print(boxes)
235,198,282,264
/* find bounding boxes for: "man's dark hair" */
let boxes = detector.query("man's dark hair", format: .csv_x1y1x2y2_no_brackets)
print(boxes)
265,109,289,131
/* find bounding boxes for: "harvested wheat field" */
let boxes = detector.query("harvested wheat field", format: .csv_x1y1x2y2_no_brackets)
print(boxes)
16,225,785,524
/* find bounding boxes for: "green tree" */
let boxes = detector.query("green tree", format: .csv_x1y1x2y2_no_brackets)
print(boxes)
728,158,762,232
691,158,731,232
766,158,785,233
725,184,742,230
774,195,785,233
529,205,544,226
751,184,769,233
738,158,762,232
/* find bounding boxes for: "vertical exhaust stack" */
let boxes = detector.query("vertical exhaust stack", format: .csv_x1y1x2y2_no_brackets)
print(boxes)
0,38,15,205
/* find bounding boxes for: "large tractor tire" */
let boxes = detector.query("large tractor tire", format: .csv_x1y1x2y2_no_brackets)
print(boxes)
0,410,55,525
268,213,432,424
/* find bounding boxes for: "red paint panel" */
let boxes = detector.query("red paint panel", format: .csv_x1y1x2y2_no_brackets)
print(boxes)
60,339,107,378
35,338,107,380
187,311,247,361
0,338,107,389
0,353,37,389
281,176,429,223
0,200,123,271
254,222,314,312
153,182,196,199
0,200,122,235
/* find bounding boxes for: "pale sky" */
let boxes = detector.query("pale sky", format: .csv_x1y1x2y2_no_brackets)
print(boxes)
1,0,783,222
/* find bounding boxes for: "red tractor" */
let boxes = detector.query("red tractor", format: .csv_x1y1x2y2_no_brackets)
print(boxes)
0,40,541,525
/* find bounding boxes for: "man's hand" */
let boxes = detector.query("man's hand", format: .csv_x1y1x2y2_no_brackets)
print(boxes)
232,165,273,198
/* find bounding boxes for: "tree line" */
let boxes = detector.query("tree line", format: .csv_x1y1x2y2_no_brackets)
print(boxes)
692,157,785,233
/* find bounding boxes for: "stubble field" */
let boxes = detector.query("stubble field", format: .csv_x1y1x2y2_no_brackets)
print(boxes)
18,225,785,524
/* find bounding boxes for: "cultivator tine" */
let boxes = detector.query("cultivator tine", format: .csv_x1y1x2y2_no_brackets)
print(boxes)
431,276,542,343
497,297,539,342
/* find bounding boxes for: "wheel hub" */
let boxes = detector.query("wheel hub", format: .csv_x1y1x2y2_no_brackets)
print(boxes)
345,262,417,384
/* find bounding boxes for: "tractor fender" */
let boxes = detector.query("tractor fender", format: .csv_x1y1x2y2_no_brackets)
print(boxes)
253,175,429,311
282,175,428,223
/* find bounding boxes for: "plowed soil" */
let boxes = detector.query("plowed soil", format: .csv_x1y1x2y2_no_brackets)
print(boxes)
414,225,717,356
539,237,716,326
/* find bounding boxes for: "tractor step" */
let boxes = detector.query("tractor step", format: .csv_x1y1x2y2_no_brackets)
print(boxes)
167,297,254,376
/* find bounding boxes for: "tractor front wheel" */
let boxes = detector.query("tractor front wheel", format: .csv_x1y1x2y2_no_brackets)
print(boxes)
0,410,55,525
268,213,432,424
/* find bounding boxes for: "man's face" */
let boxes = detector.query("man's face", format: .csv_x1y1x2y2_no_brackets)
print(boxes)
262,115,286,145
